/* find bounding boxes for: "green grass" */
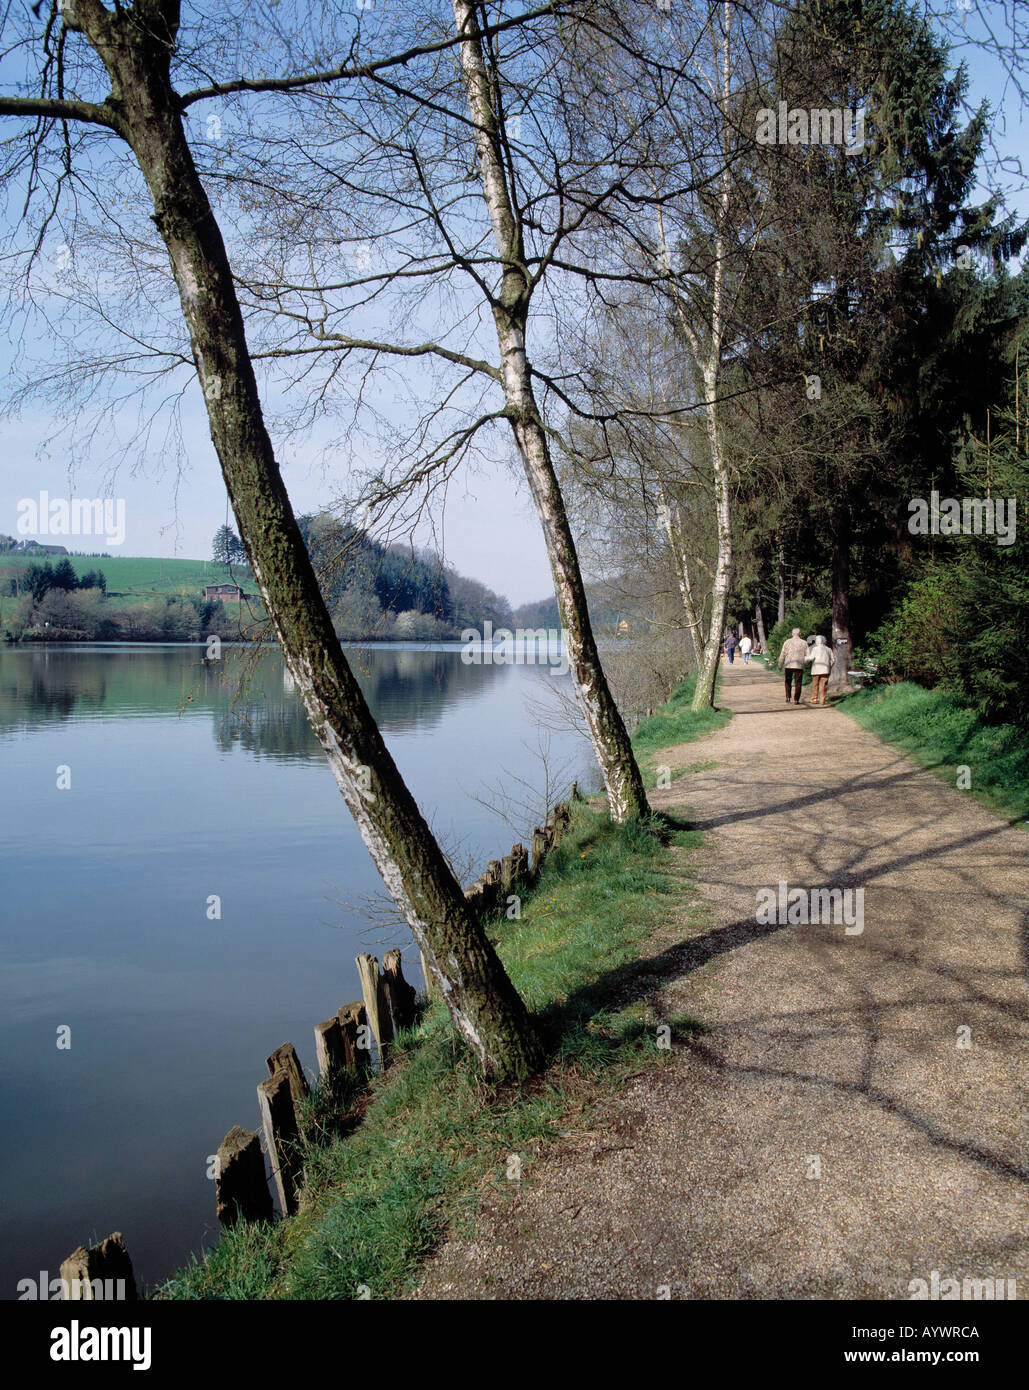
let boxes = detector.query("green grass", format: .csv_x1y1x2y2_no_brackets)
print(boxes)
0,553,246,600
840,681,1029,823
632,673,732,784
158,677,725,1301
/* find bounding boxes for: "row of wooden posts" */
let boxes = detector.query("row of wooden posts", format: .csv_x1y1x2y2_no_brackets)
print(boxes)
224,946,418,1225
59,793,579,1297
463,793,574,916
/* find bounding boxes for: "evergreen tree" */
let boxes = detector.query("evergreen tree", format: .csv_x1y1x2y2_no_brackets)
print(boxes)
739,0,1026,676
25,562,54,602
211,524,239,565
52,558,78,590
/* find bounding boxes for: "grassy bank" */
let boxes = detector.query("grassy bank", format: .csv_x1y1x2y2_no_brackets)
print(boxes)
840,681,1029,823
159,677,726,1300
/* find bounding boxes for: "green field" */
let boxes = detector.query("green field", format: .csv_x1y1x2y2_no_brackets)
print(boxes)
0,553,248,599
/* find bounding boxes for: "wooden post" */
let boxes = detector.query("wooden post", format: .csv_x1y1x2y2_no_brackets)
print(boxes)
381,948,417,1032
257,1069,302,1216
482,860,502,912
531,826,547,876
265,1042,310,1108
356,953,391,1061
501,853,515,894
511,844,529,884
337,1000,371,1074
314,1014,347,1080
60,1233,138,1301
216,1126,273,1226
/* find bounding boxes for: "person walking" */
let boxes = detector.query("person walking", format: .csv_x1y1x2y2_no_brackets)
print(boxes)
777,627,809,705
740,634,753,664
724,631,737,664
806,634,835,706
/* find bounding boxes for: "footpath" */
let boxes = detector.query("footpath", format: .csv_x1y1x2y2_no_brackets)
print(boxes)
411,660,1029,1299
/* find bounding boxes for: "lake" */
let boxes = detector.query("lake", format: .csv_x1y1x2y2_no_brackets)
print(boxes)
0,642,595,1296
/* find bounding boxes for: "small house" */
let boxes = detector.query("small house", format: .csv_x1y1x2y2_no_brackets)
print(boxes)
202,583,244,602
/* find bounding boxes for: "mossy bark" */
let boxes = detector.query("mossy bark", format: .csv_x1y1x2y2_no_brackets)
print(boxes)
71,0,542,1081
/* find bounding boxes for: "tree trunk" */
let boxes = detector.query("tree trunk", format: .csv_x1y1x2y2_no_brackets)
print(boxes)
690,363,733,711
452,0,648,823
76,0,541,1081
659,491,704,669
777,547,787,624
664,5,733,715
754,585,767,648
829,518,853,691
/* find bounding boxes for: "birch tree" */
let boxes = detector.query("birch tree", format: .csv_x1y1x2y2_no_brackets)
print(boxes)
212,1,666,822
646,1,770,711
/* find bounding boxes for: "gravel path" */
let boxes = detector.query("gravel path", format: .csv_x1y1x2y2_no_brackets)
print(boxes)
410,662,1029,1300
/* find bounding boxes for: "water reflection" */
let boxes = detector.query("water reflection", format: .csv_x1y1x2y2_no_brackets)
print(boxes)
0,643,502,756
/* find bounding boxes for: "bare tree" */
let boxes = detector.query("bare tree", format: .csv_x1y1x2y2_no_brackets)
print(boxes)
206,1,668,822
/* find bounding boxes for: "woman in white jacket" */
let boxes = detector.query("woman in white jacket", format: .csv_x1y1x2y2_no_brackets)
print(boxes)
806,635,835,706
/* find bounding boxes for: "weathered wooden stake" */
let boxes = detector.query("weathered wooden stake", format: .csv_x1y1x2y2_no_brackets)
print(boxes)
501,853,515,894
482,860,503,913
381,948,418,1032
257,1069,302,1216
265,1042,310,1108
314,1014,346,1079
531,826,547,875
356,953,391,1060
511,843,529,884
216,1126,273,1226
60,1232,138,1301
337,999,371,1074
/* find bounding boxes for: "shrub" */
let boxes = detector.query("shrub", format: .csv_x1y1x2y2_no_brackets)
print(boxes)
864,563,964,691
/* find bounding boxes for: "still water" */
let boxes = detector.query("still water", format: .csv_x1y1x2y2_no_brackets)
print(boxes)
0,643,594,1295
